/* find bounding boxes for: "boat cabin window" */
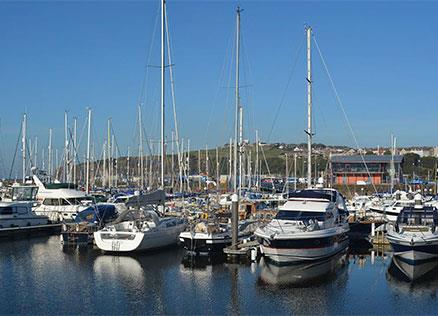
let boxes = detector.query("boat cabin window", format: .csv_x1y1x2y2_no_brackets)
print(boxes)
114,197,127,204
60,199,71,206
43,198,59,206
16,206,28,215
275,210,326,221
62,197,93,205
0,207,13,215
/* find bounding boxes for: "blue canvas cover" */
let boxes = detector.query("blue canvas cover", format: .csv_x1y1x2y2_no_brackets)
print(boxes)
74,204,117,224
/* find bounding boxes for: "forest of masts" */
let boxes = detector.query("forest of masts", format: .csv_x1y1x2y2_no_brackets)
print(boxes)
12,110,326,193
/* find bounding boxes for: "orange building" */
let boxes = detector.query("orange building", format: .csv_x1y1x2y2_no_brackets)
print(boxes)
329,155,403,185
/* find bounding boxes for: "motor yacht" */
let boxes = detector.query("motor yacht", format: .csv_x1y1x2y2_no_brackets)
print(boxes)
32,175,93,222
369,190,417,222
255,188,349,264
0,201,49,231
386,194,438,263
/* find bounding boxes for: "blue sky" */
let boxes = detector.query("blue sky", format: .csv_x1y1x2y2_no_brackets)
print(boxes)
0,0,437,175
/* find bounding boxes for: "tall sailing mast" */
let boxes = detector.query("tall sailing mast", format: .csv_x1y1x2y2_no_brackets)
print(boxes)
305,26,313,188
22,113,27,183
64,111,68,182
48,128,52,179
231,6,242,250
86,108,92,194
233,7,241,194
107,118,111,188
138,104,144,188
73,117,77,185
160,0,166,188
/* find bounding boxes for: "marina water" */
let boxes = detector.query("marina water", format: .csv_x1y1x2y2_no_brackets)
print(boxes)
1,236,438,315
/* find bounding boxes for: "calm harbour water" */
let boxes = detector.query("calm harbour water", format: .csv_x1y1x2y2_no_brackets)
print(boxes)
1,236,438,315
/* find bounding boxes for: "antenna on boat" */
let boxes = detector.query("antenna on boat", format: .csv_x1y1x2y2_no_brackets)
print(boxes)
305,26,313,189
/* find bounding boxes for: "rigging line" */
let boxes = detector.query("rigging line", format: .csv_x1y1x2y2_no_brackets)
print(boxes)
8,127,21,180
110,125,124,158
222,25,237,144
267,38,305,142
240,27,255,141
67,127,81,165
131,3,160,150
137,2,160,107
204,27,234,144
142,125,153,155
0,118,6,176
259,142,273,182
73,116,87,164
164,5,184,183
312,35,378,194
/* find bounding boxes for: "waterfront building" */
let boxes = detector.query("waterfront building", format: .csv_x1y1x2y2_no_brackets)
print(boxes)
329,155,403,185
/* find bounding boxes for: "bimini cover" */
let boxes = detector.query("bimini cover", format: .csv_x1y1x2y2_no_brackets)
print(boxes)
125,190,166,207
75,204,117,223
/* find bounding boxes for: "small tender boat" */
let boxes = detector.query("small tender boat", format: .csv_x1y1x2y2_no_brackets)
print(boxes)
386,194,438,263
94,208,187,252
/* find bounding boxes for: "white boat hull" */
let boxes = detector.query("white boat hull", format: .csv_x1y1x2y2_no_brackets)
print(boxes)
94,223,186,252
260,237,348,264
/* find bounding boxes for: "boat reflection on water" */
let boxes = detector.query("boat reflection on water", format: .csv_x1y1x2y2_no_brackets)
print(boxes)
258,250,348,287
387,256,438,283
386,256,438,299
94,255,145,283
181,252,226,269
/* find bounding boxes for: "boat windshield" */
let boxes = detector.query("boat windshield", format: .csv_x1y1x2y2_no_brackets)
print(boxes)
398,209,438,226
275,210,326,221
66,197,94,205
5,187,38,201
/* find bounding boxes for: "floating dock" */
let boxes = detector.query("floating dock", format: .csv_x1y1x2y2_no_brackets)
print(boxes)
223,240,259,260
0,223,62,239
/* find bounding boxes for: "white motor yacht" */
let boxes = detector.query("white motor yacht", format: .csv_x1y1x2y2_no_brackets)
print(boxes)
347,195,372,217
94,208,187,252
387,195,438,263
255,188,349,264
32,175,93,222
369,190,419,222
